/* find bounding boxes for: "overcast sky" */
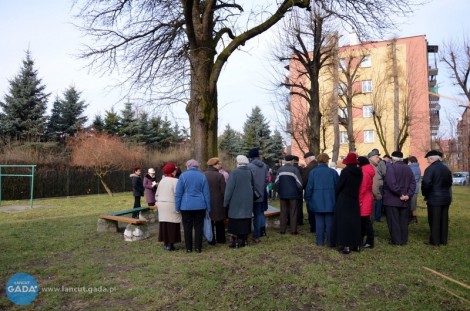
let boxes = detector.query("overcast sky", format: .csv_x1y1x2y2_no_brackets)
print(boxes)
0,0,469,136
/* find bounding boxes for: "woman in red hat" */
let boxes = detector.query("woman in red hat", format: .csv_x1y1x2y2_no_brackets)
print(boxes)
155,162,182,251
333,152,363,254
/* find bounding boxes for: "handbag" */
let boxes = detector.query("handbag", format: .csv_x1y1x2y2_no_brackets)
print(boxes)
203,211,213,242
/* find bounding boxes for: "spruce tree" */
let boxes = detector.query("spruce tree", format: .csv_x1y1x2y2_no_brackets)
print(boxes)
0,51,50,142
92,115,105,132
265,129,285,165
46,86,88,142
119,102,140,141
103,108,121,135
242,106,272,158
219,124,243,158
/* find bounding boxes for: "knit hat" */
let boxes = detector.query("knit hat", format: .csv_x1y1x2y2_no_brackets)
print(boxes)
247,148,260,159
236,155,249,165
185,159,199,169
148,168,156,174
162,162,177,175
358,156,370,167
342,152,359,165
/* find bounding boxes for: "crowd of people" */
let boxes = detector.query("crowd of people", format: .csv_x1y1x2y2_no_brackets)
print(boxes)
129,147,453,254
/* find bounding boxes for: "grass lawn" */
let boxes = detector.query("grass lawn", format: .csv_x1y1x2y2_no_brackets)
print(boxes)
0,187,469,310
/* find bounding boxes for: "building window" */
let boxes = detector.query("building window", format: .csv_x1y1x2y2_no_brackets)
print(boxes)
364,130,374,143
360,55,371,67
340,131,348,144
362,80,372,93
363,105,373,118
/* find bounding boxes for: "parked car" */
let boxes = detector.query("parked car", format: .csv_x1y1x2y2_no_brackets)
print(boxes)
452,172,469,186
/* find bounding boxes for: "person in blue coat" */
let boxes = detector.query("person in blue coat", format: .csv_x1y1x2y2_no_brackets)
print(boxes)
175,159,211,253
305,153,339,246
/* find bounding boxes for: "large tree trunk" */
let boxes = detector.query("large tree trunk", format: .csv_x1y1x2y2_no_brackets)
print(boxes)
186,49,218,169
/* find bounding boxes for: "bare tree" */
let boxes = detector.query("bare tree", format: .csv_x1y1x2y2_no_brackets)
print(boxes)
337,51,367,152
440,35,470,102
272,4,337,156
270,0,421,157
75,0,311,166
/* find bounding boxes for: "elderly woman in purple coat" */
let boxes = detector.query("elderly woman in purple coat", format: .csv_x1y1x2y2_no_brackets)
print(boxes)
143,168,158,206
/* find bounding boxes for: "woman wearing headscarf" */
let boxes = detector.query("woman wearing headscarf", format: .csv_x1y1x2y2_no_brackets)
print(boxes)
155,163,181,251
175,159,211,253
143,168,158,207
333,152,363,254
204,157,227,244
358,156,376,249
224,155,254,248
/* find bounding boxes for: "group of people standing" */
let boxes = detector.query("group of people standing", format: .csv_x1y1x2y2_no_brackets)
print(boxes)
130,146,453,254
130,148,270,253
301,148,453,254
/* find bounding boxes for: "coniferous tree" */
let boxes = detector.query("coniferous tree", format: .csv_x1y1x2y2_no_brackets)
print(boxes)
242,106,272,157
219,124,243,158
103,108,121,135
92,115,105,132
264,129,285,165
0,51,50,142
46,86,88,142
119,102,140,141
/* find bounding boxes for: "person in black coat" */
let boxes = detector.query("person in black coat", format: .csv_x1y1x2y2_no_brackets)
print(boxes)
421,150,453,246
130,167,144,219
333,152,363,254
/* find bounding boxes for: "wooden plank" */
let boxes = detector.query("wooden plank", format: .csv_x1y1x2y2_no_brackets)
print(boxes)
264,205,280,217
107,207,150,216
99,215,148,225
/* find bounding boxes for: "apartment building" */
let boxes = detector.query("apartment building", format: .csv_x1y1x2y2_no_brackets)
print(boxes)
289,35,439,170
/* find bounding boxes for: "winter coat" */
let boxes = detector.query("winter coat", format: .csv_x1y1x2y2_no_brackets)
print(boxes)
175,168,211,212
359,164,375,216
143,174,157,204
383,161,416,208
409,163,421,194
334,164,363,247
155,176,181,223
204,167,226,221
274,163,303,200
370,159,386,200
130,173,144,197
304,163,339,213
224,165,253,219
248,159,269,202
421,160,452,206
302,160,318,189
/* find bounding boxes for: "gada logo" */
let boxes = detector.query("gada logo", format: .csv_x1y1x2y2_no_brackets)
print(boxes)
6,273,39,305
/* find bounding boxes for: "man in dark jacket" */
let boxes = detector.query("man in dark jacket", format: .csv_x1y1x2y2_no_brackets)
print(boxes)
421,150,452,246
204,157,227,244
302,151,318,233
130,167,144,219
293,155,304,226
274,155,303,235
383,151,416,245
247,148,269,243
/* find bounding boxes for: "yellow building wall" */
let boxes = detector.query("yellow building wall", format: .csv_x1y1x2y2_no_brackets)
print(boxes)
290,35,431,170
